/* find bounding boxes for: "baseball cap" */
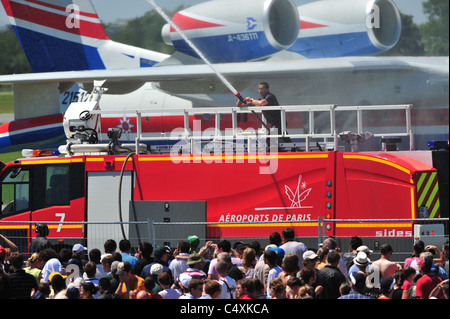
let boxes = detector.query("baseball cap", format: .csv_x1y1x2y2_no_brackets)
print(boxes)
72,244,87,252
154,246,169,258
268,246,285,259
150,263,164,276
349,272,366,289
188,235,200,249
303,250,318,260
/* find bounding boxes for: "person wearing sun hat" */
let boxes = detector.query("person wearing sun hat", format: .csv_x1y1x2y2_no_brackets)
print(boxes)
173,252,207,290
348,251,375,276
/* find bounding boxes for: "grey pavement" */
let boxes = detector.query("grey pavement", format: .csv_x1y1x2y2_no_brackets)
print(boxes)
0,113,14,124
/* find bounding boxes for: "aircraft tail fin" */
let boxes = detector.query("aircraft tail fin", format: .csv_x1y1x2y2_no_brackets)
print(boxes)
1,0,168,72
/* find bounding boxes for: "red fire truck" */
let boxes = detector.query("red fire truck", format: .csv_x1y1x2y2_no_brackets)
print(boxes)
0,83,447,254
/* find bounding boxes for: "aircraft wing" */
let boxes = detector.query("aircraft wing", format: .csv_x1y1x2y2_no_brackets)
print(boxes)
0,56,436,87
0,56,447,108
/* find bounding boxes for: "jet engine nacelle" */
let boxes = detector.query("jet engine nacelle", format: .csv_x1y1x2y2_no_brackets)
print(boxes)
161,0,299,63
292,0,402,58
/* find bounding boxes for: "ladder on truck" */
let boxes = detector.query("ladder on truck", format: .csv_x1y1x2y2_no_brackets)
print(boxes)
91,104,414,154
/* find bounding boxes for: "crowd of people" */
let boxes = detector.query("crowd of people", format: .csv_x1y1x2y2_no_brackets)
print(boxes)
0,227,448,300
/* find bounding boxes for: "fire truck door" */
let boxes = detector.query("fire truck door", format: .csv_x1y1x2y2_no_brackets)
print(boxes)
0,163,85,252
0,166,32,251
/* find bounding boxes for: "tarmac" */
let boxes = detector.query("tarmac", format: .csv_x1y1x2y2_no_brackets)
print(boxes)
0,113,13,123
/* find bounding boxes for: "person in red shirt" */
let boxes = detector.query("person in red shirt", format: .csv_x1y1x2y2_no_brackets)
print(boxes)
415,256,443,299
236,278,256,299
141,276,163,299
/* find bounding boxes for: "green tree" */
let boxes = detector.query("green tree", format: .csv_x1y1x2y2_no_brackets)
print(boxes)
0,27,32,75
106,9,175,55
420,0,449,55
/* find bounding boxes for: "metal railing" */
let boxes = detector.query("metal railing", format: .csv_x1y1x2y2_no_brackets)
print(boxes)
92,104,414,153
1,217,447,264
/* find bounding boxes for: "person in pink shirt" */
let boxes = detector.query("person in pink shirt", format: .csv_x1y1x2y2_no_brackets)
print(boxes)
404,240,424,268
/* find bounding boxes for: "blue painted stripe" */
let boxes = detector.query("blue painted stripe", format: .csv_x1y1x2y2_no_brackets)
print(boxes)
172,31,380,61
13,26,105,72
0,126,65,152
172,31,275,63
9,126,64,146
0,135,12,150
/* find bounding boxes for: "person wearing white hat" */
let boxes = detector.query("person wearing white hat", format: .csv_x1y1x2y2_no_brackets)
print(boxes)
356,245,373,256
348,251,375,277
67,243,88,275
302,250,319,275
353,252,370,269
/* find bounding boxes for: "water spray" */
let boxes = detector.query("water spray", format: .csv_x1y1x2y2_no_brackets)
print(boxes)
146,0,248,105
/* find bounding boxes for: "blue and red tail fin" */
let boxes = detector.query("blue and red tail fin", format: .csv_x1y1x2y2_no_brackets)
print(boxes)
1,0,168,72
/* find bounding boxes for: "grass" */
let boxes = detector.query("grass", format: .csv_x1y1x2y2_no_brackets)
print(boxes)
0,150,22,164
0,88,18,163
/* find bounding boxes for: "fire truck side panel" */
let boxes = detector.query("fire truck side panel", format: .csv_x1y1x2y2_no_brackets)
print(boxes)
133,152,336,238
333,153,438,239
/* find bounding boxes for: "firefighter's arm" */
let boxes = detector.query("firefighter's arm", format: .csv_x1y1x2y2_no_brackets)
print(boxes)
237,97,253,107
250,98,268,107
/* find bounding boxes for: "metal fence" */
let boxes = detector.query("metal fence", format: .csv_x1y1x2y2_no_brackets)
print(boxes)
91,103,415,153
1,218,448,264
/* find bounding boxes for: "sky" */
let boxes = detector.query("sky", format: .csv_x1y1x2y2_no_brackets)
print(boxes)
0,0,429,29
